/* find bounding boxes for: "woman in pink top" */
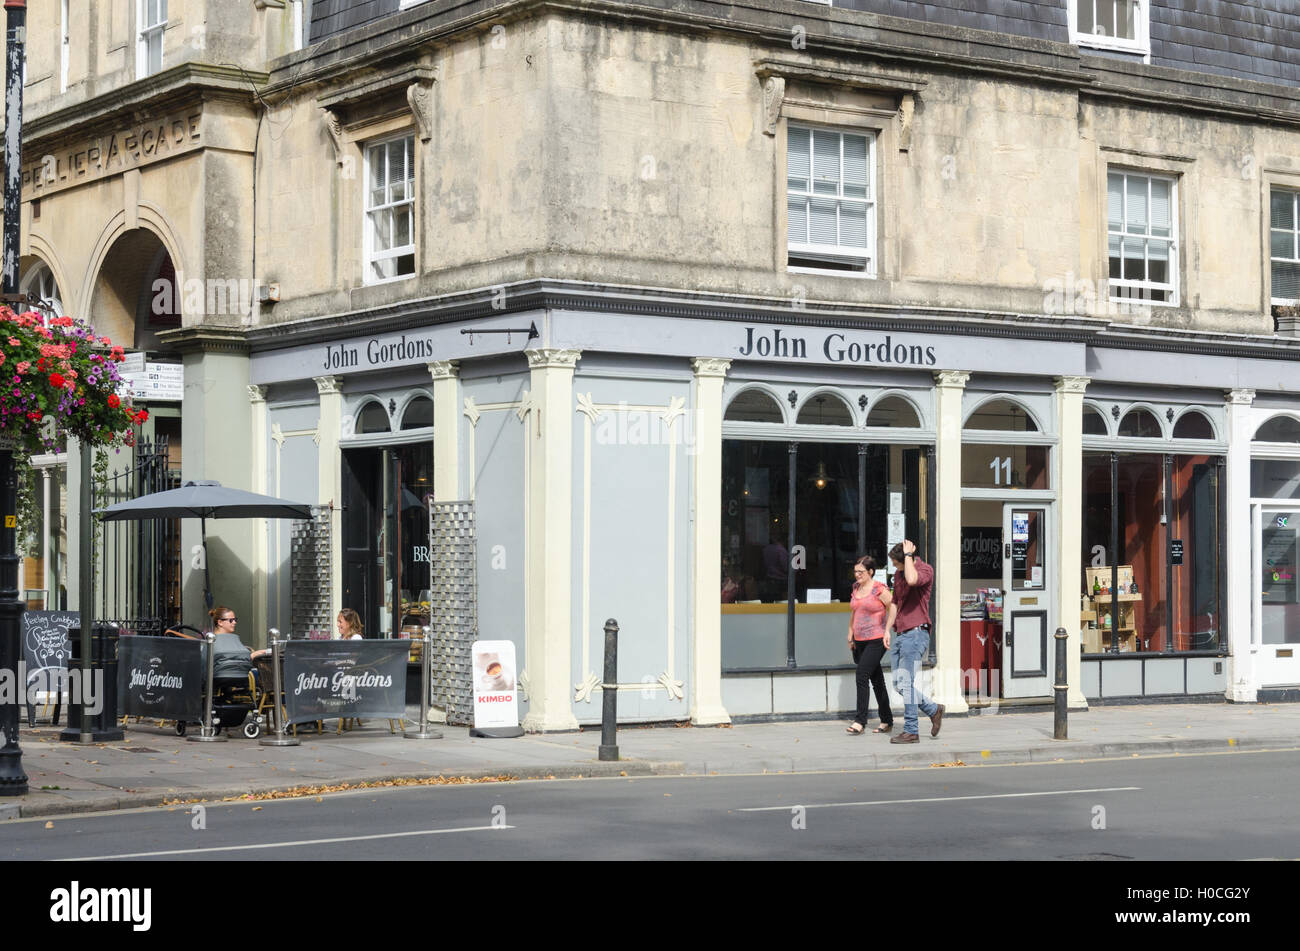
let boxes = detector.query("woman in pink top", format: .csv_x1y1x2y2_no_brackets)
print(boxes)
846,555,895,734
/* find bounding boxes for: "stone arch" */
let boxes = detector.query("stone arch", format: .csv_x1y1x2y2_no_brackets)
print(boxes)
81,205,190,351
21,233,75,316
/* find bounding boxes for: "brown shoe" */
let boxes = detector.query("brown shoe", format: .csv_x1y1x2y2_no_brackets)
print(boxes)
930,704,945,737
890,732,919,744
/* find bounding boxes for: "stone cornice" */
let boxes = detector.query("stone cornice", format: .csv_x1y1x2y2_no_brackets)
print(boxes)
22,63,269,149
241,279,1300,364
156,325,251,355
263,0,1299,123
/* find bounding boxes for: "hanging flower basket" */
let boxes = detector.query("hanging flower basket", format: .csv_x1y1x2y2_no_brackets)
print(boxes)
0,307,145,452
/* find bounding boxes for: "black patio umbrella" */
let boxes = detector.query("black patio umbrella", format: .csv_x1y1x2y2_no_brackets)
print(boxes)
97,480,313,610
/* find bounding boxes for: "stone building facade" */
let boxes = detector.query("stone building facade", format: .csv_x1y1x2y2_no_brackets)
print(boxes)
15,0,1300,728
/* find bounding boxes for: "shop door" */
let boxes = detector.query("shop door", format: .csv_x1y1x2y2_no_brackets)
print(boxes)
1256,505,1300,686
1002,505,1052,698
341,448,381,639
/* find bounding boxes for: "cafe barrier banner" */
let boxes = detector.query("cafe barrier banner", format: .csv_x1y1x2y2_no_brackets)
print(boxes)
282,640,409,725
117,635,205,722
21,610,77,698
472,640,520,731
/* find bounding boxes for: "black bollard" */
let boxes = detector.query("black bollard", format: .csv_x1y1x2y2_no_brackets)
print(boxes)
1053,627,1068,740
598,618,619,761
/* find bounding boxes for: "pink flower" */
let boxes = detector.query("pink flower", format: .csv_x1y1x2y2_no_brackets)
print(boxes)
16,361,29,373
6,338,17,346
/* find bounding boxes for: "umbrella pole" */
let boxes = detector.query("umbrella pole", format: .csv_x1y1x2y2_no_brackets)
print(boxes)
202,517,214,612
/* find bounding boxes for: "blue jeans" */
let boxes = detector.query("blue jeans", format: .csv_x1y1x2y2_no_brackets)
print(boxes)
889,626,938,735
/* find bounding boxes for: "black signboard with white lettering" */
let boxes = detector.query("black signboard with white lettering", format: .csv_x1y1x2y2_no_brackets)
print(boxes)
1170,539,1184,566
117,635,205,721
21,610,76,692
282,640,409,725
961,528,1003,579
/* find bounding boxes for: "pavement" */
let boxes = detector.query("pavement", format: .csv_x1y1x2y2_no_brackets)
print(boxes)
2,700,1298,820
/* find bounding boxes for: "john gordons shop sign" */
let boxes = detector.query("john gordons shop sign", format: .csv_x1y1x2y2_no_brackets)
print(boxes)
737,326,938,367
22,110,203,199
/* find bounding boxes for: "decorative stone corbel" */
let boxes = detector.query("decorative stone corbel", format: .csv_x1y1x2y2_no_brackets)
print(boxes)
320,107,344,165
407,81,435,143
762,76,786,137
898,93,915,152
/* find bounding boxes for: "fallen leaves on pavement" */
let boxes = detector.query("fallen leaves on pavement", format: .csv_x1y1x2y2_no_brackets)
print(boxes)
160,773,524,805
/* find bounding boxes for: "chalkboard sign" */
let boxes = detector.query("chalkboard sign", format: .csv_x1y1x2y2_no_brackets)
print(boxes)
961,527,1003,579
282,640,409,725
117,635,205,721
21,610,77,696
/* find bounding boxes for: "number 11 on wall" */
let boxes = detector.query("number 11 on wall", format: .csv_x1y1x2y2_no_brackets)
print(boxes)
989,456,1011,486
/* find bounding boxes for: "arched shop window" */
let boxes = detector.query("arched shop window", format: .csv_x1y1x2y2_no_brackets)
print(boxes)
961,398,1050,490
1172,411,1214,440
400,396,433,430
1082,405,1224,656
795,394,854,426
721,385,930,672
1118,408,1163,438
866,395,921,428
355,401,391,434
725,389,784,424
1082,405,1108,436
1254,415,1300,443
964,398,1039,432
21,262,63,318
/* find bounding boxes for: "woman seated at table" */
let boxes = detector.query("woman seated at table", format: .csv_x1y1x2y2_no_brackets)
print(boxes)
209,606,271,659
336,608,364,640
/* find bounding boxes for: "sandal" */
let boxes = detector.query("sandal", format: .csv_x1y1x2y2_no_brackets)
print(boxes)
872,723,893,733
846,723,865,735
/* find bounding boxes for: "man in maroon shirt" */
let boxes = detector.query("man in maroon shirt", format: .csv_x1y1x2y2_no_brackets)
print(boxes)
884,538,944,743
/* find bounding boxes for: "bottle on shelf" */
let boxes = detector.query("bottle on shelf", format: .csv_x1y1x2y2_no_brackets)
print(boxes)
1092,576,1101,597
1130,580,1139,594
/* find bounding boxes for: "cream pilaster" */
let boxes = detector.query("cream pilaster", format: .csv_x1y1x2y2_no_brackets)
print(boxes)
1224,388,1256,702
1055,376,1089,708
248,385,270,642
522,349,581,732
932,370,969,713
315,375,345,628
689,358,732,725
428,361,460,500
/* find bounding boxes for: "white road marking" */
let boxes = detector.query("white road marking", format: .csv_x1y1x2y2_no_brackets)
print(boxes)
738,786,1141,812
59,824,514,861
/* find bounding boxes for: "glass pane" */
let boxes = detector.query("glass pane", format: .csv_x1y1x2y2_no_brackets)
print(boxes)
793,443,861,666
369,187,385,210
356,402,391,434
370,209,392,252
1270,229,1294,260
1082,407,1108,435
725,389,784,424
393,207,411,248
1260,515,1300,645
159,0,168,23
787,127,810,191
787,197,808,245
1118,409,1162,438
839,201,868,249
961,444,1050,490
1097,0,1115,37
1149,179,1171,237
1122,238,1145,281
1108,234,1122,279
401,396,434,430
963,399,1038,432
148,34,162,74
842,135,869,199
1147,241,1169,285
397,442,434,621
721,440,793,669
1126,176,1148,232
388,140,407,182
1120,454,1166,652
1270,190,1295,231
1274,261,1300,301
809,198,838,246
1172,411,1213,439
1010,510,1043,591
866,396,920,428
1077,0,1095,34
795,394,855,426
390,180,407,204
1254,416,1300,443
1118,0,1136,40
395,252,415,277
371,257,396,281
1168,455,1222,651
812,130,840,196
368,146,385,192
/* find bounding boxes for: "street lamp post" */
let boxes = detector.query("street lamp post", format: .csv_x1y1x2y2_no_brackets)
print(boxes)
0,0,29,797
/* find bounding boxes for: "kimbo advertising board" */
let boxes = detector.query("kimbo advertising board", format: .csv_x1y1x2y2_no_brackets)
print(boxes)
117,635,205,721
471,640,523,738
281,640,408,725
